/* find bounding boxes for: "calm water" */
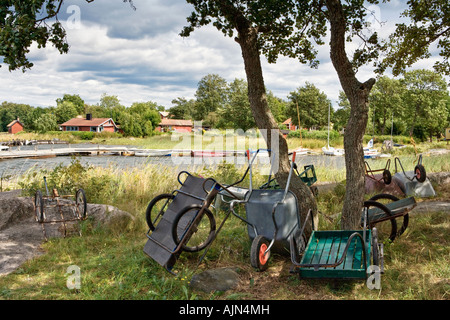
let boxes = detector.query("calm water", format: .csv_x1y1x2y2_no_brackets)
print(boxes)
0,144,347,179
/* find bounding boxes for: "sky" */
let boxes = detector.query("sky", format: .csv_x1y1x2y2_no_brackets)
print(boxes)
0,0,445,111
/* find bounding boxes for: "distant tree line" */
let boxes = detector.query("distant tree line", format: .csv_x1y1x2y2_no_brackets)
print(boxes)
1,70,448,140
0,93,162,137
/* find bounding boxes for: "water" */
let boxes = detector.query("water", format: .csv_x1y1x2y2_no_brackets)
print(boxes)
0,144,347,179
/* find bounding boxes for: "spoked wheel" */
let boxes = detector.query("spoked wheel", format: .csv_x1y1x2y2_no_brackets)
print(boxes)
145,193,175,231
250,235,271,271
382,169,392,185
363,199,397,242
34,190,44,223
75,189,87,219
369,193,409,237
414,164,426,183
171,204,216,253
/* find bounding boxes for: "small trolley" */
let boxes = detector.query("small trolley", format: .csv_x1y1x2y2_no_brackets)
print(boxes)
34,176,87,240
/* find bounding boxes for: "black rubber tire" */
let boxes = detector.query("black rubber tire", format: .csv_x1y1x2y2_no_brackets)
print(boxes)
363,200,397,242
171,204,216,253
250,235,271,271
382,169,392,185
34,190,44,223
76,189,87,219
369,193,409,237
414,164,426,183
145,193,174,231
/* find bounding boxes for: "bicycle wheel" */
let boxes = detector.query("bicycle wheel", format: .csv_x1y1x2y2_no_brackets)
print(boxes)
369,193,409,237
145,193,174,231
171,204,216,253
363,199,397,242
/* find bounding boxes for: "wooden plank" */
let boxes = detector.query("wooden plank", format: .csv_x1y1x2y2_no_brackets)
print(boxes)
318,233,335,265
328,233,341,267
301,232,319,265
334,233,348,270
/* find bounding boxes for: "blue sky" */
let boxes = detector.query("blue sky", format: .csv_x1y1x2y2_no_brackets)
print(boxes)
0,0,445,111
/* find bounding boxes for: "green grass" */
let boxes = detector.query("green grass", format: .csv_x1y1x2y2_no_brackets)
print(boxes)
1,152,449,300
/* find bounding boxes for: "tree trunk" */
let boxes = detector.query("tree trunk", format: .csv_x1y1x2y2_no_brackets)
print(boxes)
234,23,318,236
326,0,375,230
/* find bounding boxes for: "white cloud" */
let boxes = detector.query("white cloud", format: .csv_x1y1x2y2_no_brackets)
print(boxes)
0,0,446,114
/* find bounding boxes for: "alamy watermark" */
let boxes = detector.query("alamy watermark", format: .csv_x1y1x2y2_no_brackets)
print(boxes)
66,265,81,290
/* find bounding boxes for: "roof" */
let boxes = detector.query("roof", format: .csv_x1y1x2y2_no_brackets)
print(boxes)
60,118,117,128
159,119,193,127
159,111,170,117
7,119,24,128
282,118,292,125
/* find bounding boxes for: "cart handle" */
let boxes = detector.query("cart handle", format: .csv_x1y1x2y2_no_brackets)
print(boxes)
177,171,192,186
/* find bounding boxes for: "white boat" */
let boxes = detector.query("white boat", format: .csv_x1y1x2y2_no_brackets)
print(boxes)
363,139,380,159
0,145,9,151
322,145,345,156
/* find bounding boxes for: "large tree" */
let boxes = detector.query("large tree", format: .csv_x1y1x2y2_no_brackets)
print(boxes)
181,0,319,235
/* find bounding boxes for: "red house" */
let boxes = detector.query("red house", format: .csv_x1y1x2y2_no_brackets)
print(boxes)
156,119,193,133
60,114,119,133
282,118,298,131
7,118,24,134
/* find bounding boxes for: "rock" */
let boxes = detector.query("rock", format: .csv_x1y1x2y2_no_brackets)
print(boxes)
189,267,240,293
0,195,134,276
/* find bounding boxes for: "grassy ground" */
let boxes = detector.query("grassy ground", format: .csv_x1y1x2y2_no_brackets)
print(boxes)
0,150,449,300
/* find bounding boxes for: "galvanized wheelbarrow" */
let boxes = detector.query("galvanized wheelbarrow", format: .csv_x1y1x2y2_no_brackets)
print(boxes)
230,150,303,271
34,176,87,240
394,154,426,183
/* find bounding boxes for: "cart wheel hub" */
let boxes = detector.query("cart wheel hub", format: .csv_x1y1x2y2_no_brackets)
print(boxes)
259,244,269,265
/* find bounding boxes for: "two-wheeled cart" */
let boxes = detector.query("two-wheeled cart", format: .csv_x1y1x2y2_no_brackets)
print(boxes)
34,176,87,240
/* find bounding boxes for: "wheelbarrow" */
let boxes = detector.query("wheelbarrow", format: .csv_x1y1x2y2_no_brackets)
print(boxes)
34,176,87,240
394,154,426,183
364,158,392,185
230,150,303,271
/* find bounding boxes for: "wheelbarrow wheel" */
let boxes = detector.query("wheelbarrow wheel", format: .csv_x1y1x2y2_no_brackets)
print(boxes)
145,193,174,231
34,190,44,223
414,164,426,183
250,235,271,271
363,200,397,242
369,193,409,237
76,189,87,219
172,204,216,253
382,169,392,185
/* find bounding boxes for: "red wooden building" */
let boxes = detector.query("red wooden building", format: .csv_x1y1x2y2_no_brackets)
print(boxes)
156,119,193,133
60,114,119,133
7,118,24,134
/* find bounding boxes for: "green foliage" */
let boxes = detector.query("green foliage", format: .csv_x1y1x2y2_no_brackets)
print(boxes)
287,82,331,129
33,113,58,133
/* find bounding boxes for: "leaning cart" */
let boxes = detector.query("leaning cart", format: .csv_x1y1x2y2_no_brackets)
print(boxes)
34,177,87,240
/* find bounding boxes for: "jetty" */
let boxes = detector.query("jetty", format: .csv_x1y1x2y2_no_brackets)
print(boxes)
0,145,312,160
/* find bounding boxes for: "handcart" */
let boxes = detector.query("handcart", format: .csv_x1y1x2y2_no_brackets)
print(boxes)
143,171,242,274
364,158,392,185
394,154,426,183
290,208,384,280
230,150,303,271
34,176,87,240
363,194,416,242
